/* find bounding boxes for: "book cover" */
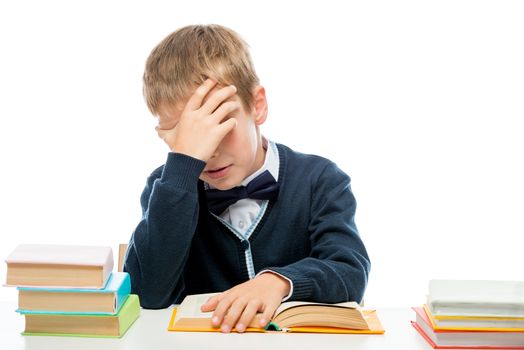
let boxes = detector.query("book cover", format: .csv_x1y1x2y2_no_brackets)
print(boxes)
21,294,140,338
412,306,524,348
17,272,131,315
411,322,524,349
168,293,385,334
422,304,524,332
5,244,113,288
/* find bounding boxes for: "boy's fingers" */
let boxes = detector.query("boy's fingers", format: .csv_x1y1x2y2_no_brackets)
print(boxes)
185,79,217,111
216,118,237,138
200,85,237,115
210,101,241,122
211,295,235,330
260,301,279,327
220,298,248,333
235,300,263,332
200,294,221,312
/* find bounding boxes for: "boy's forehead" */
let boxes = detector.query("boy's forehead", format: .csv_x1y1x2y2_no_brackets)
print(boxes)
179,84,236,109
170,83,227,111
158,85,238,124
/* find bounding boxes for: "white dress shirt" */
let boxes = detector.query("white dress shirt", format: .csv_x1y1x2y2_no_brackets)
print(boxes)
205,137,293,300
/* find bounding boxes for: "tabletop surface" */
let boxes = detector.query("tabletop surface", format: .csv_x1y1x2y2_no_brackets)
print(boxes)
0,302,433,350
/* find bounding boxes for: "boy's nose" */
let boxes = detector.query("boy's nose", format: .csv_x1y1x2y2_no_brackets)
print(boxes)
210,149,219,159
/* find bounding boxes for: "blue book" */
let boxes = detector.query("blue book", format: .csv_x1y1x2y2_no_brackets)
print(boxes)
17,272,131,315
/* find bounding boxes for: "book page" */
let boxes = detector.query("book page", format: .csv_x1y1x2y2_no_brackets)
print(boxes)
274,300,359,317
175,293,218,322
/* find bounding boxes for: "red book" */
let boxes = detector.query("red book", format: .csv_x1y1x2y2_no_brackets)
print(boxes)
412,306,524,349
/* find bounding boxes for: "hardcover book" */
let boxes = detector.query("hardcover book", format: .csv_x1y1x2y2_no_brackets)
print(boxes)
21,294,140,338
428,280,524,318
5,244,114,289
168,293,384,334
422,304,524,332
412,306,524,349
17,272,131,315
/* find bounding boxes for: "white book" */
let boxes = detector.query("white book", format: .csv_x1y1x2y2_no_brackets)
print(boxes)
5,244,113,289
428,279,524,318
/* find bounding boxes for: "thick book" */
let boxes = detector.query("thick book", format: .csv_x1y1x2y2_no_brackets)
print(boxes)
17,272,131,315
423,304,524,332
428,280,524,318
168,293,384,334
5,244,114,289
412,306,524,349
21,294,140,338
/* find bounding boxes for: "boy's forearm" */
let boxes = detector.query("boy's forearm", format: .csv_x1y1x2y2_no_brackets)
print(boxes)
125,152,205,308
266,163,370,303
266,251,370,304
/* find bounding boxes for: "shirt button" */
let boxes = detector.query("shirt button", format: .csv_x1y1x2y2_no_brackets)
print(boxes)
238,221,245,229
240,240,250,251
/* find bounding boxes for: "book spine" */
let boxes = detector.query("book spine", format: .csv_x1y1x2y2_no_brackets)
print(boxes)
117,295,140,337
115,274,131,313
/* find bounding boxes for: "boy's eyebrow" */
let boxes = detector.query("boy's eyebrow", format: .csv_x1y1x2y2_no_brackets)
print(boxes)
156,107,181,130
157,119,177,130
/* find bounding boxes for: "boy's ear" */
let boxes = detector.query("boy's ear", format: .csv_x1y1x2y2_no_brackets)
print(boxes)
252,85,268,126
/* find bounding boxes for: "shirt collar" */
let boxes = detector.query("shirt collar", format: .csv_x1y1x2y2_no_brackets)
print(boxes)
240,137,279,186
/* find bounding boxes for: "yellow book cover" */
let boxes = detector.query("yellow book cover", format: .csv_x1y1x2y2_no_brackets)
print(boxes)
423,305,524,332
167,293,385,334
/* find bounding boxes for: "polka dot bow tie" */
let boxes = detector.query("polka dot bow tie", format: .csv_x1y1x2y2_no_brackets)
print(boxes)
205,170,280,215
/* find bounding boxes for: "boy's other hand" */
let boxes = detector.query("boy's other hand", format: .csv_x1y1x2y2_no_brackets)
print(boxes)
156,79,240,162
200,273,290,333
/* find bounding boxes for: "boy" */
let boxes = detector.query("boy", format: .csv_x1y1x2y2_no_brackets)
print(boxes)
124,24,370,333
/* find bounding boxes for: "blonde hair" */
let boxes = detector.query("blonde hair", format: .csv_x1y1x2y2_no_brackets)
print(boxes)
143,24,260,115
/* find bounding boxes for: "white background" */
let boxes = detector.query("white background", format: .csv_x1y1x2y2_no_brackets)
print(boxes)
1,0,523,306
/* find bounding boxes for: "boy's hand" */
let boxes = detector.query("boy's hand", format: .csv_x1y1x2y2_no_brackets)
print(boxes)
156,79,240,162
200,273,290,333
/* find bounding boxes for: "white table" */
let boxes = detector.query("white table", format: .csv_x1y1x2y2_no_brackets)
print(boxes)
0,302,433,350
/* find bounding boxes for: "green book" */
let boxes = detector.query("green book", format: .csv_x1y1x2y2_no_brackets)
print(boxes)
22,294,140,338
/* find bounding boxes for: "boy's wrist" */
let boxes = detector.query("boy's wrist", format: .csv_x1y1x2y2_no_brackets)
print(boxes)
161,152,206,191
171,147,209,163
257,272,291,300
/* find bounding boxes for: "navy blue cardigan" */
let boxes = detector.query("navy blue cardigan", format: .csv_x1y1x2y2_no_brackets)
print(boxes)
124,143,370,309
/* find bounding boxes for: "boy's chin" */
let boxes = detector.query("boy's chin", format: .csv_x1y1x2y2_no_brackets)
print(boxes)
207,182,239,191
202,177,241,191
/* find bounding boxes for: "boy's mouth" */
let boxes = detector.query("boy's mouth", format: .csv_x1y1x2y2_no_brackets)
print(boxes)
205,165,231,180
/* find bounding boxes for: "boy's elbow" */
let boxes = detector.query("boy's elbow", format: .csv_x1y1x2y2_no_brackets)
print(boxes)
343,251,370,303
139,296,173,310
130,283,175,309
355,253,371,303
125,270,179,309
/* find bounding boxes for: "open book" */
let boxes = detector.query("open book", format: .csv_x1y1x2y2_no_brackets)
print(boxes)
168,293,384,334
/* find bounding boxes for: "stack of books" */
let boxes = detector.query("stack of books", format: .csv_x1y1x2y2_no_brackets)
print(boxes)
4,244,140,338
412,279,524,349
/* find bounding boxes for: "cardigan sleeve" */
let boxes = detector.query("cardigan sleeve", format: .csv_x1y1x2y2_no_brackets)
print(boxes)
267,161,371,303
123,152,205,309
